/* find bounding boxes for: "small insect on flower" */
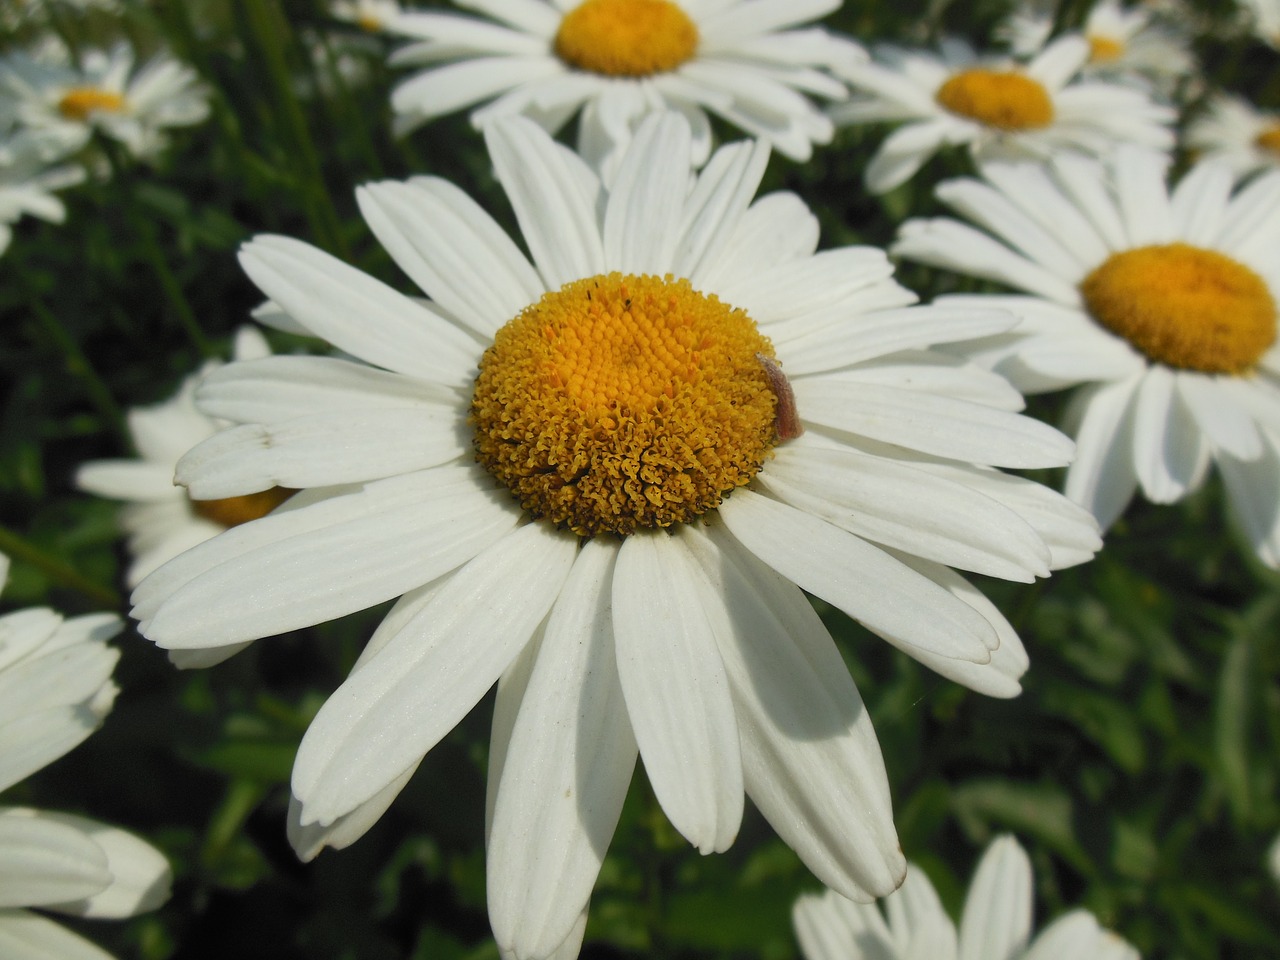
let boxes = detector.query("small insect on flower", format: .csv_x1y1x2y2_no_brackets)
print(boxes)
757,352,803,440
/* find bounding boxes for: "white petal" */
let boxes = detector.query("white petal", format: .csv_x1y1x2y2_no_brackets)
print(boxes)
1021,911,1139,960
357,178,543,338
0,812,108,909
1131,365,1204,502
678,139,773,286
760,442,1051,581
602,113,691,274
0,708,111,796
957,835,1032,960
287,766,417,862
488,539,637,960
486,117,605,289
292,523,578,825
792,378,1075,468
1219,440,1280,568
0,909,115,960
777,305,1014,376
390,56,560,122
75,461,179,502
1063,375,1143,529
612,532,743,854
20,812,170,918
238,236,481,388
1113,146,1174,246
885,867,960,959
719,489,997,663
865,118,951,194
792,890,896,960
1169,160,1233,245
133,466,520,648
175,409,465,497
681,525,905,900
1176,373,1263,461
196,355,459,425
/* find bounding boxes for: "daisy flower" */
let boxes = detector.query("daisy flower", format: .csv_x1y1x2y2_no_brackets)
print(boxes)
793,835,1139,960
998,0,1194,92
130,113,1098,959
0,553,172,960
894,146,1280,564
384,0,865,174
1239,0,1280,48
76,327,276,602
0,129,85,256
1185,94,1280,180
330,0,405,33
0,42,210,160
831,35,1176,194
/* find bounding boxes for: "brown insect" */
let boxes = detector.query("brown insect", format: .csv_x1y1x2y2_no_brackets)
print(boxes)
756,353,803,441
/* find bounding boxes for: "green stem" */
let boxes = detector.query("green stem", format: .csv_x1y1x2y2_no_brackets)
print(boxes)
240,0,351,258
0,526,122,611
24,292,128,443
131,208,217,359
201,778,268,869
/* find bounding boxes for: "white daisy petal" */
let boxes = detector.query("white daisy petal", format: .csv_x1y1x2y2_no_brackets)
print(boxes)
0,812,109,909
293,522,579,826
1176,372,1264,461
134,467,520,648
1063,376,1142,529
357,178,544,338
958,835,1032,960
238,236,481,387
488,539,637,960
682,525,905,900
196,356,459,425
1020,911,1140,960
603,113,691,273
0,908,117,960
1131,365,1204,502
486,116,605,289
613,532,743,855
1169,161,1234,246
760,442,1051,581
719,490,998,663
792,378,1075,468
175,409,465,497
1113,146,1174,246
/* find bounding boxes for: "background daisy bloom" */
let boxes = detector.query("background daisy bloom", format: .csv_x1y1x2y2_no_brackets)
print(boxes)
831,34,1176,194
385,0,865,174
0,129,84,256
0,42,210,160
77,327,278,653
793,835,1139,960
330,0,405,33
0,553,172,960
130,113,1098,959
998,0,1195,93
894,146,1280,564
1186,93,1280,180
1240,0,1280,48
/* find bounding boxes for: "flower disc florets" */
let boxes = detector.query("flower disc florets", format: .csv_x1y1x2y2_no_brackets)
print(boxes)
471,272,779,537
935,69,1054,130
554,0,699,77
191,488,296,528
1081,242,1276,373
58,87,125,120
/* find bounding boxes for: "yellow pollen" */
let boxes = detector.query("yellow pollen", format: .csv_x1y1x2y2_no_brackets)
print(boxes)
471,273,780,537
1087,33,1126,62
190,487,297,528
1255,123,1280,158
554,0,698,77
58,87,125,121
1080,243,1277,374
935,69,1054,131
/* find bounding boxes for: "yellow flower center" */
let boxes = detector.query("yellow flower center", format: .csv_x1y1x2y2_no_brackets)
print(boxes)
1254,123,1280,158
554,0,699,77
191,488,297,528
356,13,383,31
935,69,1055,130
1087,33,1126,62
471,273,780,537
1080,243,1277,373
58,87,125,120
